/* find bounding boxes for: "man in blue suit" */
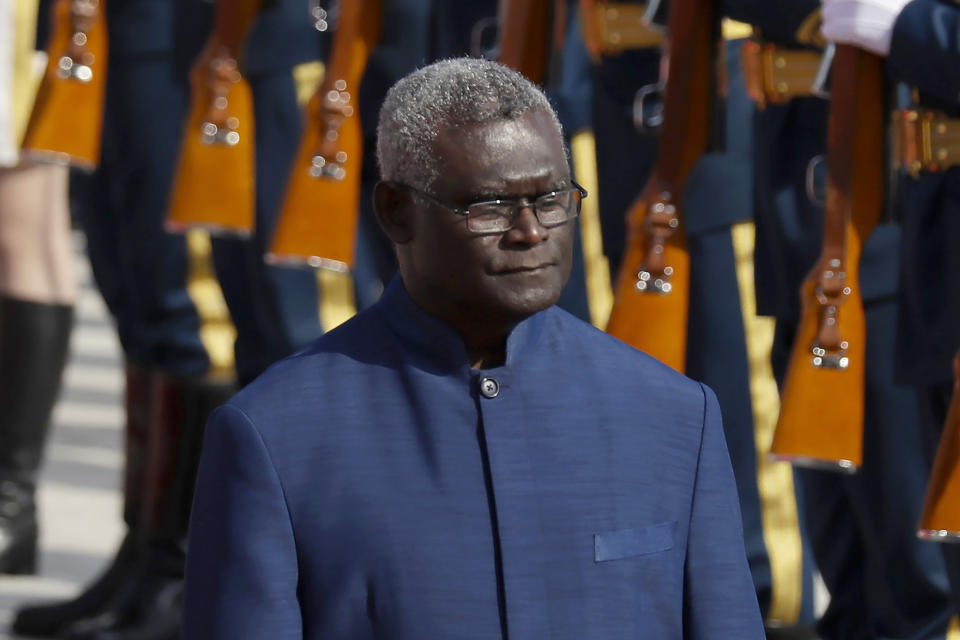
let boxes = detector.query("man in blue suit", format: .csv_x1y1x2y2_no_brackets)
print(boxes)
183,57,764,639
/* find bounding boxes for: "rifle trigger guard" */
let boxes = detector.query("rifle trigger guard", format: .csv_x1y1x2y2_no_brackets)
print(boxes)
470,17,500,60
633,82,666,133
805,154,826,208
634,193,678,296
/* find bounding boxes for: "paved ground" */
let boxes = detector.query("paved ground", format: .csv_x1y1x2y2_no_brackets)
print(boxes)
0,236,125,639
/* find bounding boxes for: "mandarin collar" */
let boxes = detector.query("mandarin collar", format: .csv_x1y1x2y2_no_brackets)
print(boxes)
377,275,548,375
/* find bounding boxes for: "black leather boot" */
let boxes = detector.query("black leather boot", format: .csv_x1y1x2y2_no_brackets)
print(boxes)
0,296,73,575
64,374,234,640
12,365,151,637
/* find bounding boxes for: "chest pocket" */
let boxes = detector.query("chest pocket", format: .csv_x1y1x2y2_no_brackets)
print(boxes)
594,521,677,563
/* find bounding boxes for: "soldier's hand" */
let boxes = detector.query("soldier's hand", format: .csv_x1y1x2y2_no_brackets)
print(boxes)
821,0,913,56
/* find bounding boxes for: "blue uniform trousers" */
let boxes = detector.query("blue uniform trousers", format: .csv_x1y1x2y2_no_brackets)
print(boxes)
898,166,960,617
209,71,322,386
76,52,209,378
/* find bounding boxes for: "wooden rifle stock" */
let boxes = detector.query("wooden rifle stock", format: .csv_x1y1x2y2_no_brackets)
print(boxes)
166,0,263,235
497,0,554,83
918,351,960,540
21,0,108,169
266,0,382,271
770,45,884,471
603,0,715,372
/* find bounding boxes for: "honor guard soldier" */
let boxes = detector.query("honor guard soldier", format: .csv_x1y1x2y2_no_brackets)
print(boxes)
11,0,330,638
822,0,960,619
737,0,958,637
586,0,818,634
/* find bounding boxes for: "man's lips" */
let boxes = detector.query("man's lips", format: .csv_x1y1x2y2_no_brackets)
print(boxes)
492,262,556,275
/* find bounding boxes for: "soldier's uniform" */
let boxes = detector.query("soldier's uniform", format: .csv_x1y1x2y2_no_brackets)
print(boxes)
732,0,957,637
885,0,960,615
586,1,818,631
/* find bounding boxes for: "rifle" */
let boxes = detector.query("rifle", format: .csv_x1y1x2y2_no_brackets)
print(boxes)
497,0,555,84
770,45,885,471
266,0,382,271
918,351,960,540
166,0,263,236
21,0,108,169
603,0,716,372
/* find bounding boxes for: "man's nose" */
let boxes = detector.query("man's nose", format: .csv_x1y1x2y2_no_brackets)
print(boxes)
506,203,548,245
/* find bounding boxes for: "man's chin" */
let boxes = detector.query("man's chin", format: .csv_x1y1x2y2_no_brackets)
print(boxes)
491,285,563,321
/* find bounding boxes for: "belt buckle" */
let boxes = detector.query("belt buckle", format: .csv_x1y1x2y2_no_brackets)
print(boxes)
896,109,956,177
582,1,663,56
742,40,826,109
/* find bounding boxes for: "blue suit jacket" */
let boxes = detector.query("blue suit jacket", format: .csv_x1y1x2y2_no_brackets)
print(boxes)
183,278,764,639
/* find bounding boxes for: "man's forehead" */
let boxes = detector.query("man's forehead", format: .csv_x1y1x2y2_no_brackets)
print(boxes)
433,110,565,172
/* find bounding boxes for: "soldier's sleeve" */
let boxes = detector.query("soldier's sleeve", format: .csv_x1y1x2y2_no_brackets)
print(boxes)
888,0,960,104
182,405,302,640
683,384,766,639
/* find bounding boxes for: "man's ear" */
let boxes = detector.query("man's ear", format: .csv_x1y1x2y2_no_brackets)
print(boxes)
373,181,415,245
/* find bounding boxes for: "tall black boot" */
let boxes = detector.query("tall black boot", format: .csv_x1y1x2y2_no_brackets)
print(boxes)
64,374,235,640
0,296,73,575
12,364,152,637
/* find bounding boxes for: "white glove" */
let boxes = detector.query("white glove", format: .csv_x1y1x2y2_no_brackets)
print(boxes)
821,0,913,56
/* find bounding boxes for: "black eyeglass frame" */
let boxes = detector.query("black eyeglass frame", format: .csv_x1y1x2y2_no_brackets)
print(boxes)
389,180,589,234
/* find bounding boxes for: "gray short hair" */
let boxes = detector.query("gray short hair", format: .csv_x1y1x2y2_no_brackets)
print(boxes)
376,57,565,192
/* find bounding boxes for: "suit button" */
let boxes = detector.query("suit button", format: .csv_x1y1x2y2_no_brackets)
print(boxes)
479,377,499,399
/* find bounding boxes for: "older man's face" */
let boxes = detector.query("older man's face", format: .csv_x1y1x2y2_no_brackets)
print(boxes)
404,108,575,325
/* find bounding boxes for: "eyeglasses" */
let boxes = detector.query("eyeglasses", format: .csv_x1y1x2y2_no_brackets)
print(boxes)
394,181,588,234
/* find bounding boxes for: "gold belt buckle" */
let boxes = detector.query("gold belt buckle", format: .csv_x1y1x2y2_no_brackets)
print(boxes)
742,40,823,109
581,1,663,57
895,109,960,177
